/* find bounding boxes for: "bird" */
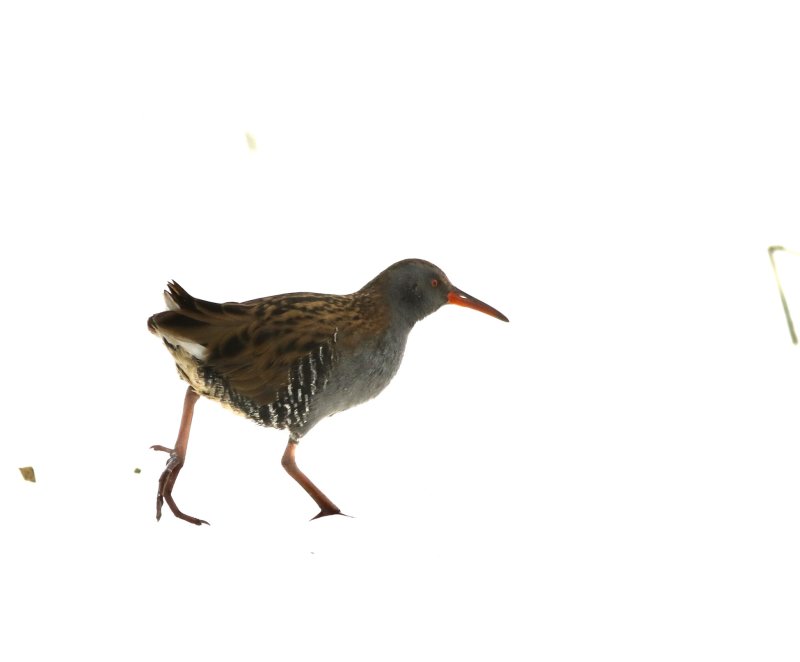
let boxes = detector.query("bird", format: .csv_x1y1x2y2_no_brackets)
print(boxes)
147,258,508,525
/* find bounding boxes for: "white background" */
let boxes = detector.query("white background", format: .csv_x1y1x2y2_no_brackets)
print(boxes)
1,1,800,660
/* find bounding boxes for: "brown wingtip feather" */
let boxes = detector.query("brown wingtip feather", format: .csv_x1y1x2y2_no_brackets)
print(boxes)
161,281,249,319
165,281,196,312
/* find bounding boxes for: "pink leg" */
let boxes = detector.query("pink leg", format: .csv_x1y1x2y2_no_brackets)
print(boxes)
281,439,348,520
151,387,208,526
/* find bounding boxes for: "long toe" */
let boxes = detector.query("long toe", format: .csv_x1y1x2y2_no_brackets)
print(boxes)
310,508,352,521
155,456,210,526
166,506,209,526
161,492,210,526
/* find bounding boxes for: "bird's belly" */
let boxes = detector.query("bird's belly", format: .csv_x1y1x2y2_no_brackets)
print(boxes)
167,347,238,410
322,335,407,415
164,333,408,437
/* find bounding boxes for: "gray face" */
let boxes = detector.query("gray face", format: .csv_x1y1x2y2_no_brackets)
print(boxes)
381,259,451,327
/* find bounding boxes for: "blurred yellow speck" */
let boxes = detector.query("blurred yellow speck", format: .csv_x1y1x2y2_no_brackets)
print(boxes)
19,467,36,483
245,132,257,151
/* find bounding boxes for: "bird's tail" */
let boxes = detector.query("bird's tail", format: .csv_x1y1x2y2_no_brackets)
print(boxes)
148,282,249,360
148,281,213,338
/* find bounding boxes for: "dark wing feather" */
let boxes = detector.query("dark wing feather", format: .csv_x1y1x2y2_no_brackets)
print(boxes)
164,281,252,318
151,282,349,408
206,297,346,408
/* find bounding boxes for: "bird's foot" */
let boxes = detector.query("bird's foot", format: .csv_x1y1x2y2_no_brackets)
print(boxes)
154,452,209,526
310,507,353,521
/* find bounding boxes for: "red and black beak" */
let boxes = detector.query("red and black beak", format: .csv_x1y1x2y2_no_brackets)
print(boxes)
447,287,509,322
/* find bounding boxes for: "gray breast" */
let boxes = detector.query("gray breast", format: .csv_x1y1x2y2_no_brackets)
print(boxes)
290,328,408,436
333,332,407,407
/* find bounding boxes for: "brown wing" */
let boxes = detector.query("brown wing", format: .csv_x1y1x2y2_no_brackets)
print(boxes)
149,282,347,408
208,305,342,408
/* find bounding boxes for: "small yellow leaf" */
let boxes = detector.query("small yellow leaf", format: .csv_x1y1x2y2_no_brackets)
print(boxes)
19,467,36,483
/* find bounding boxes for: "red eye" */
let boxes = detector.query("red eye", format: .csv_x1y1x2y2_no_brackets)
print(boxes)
431,278,439,288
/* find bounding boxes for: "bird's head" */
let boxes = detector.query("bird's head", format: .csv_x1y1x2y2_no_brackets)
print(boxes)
369,258,509,328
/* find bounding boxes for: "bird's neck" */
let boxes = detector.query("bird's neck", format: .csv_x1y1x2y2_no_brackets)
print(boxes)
354,285,419,337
